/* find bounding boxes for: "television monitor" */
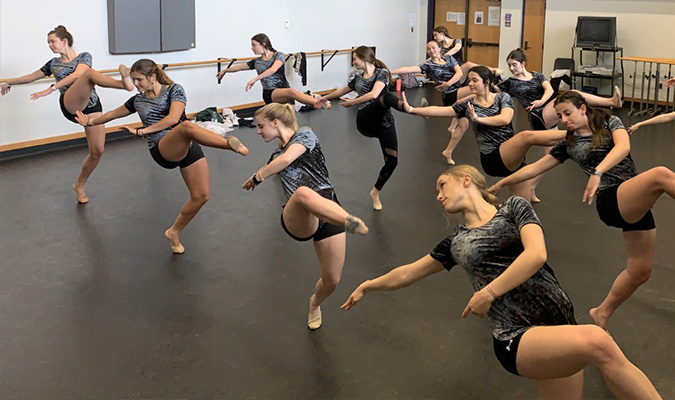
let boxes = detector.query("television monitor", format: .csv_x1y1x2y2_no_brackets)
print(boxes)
575,16,617,49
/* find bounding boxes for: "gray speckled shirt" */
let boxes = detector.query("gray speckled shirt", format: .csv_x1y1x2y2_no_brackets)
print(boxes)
430,196,576,340
247,52,290,91
40,52,99,107
419,56,461,93
497,71,548,111
347,68,394,127
549,116,634,192
269,127,334,201
124,83,187,148
453,92,516,154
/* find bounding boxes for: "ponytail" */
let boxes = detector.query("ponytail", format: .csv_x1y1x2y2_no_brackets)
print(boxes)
48,25,73,47
255,102,299,131
130,59,174,85
353,45,394,86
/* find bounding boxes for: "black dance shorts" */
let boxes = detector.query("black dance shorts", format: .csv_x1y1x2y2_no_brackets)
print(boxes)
528,107,549,131
262,89,279,104
149,141,205,170
480,147,526,178
280,189,345,242
59,94,103,124
596,185,656,232
442,90,458,107
493,331,526,376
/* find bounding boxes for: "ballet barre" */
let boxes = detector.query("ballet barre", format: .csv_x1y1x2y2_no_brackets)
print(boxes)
617,56,675,117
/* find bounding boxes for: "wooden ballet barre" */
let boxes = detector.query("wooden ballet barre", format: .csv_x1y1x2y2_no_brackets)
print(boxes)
617,56,675,66
0,49,356,83
619,56,675,117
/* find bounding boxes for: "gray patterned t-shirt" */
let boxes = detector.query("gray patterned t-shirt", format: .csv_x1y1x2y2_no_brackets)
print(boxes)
497,71,547,111
124,83,188,148
40,52,99,107
549,115,635,192
419,56,461,93
269,127,334,201
430,196,576,340
453,92,515,154
347,68,394,127
247,52,290,91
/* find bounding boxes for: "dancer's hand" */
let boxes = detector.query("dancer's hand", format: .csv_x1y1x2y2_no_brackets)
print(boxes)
582,175,601,205
74,110,89,127
340,99,354,108
314,97,328,109
487,183,502,196
462,288,494,319
242,174,260,191
665,77,675,88
627,123,641,135
245,79,256,92
216,70,226,80
120,126,144,137
30,87,52,100
400,92,413,113
467,103,478,122
527,99,546,111
1,82,11,96
340,281,370,311
435,81,450,92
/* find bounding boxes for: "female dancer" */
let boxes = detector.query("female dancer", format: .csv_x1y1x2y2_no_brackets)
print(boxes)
242,103,368,330
432,26,463,65
216,33,328,109
75,59,248,254
319,46,402,211
402,66,565,199
342,165,662,399
489,91,675,330
0,25,134,204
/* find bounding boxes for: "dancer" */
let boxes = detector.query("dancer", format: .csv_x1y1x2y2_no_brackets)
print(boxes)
402,66,565,199
342,165,662,400
319,46,403,210
0,25,134,204
75,59,248,253
242,103,368,330
432,26,463,65
216,33,328,109
489,91,675,330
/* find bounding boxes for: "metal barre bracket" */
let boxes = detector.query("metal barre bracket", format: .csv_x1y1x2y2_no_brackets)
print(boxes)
217,58,237,84
320,50,339,72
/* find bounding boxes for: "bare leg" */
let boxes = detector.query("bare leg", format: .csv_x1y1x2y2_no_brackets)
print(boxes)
499,130,566,171
62,66,133,114
282,187,368,237
164,158,210,254
508,179,534,201
573,86,622,108
158,121,248,162
72,112,105,204
308,233,346,330
443,117,469,164
517,325,661,399
536,372,584,400
271,88,330,109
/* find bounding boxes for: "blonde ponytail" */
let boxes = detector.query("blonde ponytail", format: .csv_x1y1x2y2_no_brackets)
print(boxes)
444,165,499,206
255,102,299,131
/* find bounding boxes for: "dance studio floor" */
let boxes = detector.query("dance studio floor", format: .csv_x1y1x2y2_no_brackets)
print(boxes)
1,87,674,398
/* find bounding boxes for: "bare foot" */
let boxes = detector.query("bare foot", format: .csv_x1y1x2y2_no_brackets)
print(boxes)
590,307,609,331
441,150,455,165
72,183,89,204
225,135,249,156
308,295,322,330
345,215,369,235
119,65,134,91
369,188,383,211
531,189,541,203
612,86,623,108
165,229,185,254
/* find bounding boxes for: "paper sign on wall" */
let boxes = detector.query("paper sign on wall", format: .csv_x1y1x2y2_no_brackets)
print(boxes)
505,13,512,28
446,12,457,22
474,11,484,25
457,12,465,25
488,6,500,27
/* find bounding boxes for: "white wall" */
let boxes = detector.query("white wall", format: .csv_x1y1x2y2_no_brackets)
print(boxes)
0,0,424,147
498,0,524,74
543,0,675,96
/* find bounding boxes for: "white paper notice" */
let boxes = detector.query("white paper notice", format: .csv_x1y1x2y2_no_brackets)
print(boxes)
457,12,466,25
474,11,484,25
488,6,500,27
446,12,458,22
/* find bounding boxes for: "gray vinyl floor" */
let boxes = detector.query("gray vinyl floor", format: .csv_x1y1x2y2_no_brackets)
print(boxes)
1,87,674,399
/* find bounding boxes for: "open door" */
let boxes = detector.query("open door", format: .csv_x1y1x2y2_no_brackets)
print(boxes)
522,0,546,73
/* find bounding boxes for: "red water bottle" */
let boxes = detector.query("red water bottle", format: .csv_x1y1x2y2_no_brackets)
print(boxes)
395,78,401,92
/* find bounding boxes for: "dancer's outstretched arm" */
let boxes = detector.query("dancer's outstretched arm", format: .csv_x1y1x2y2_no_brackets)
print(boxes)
245,59,284,91
401,92,458,118
341,255,445,310
391,66,422,75
242,143,306,190
341,81,385,108
579,127,630,205
75,105,132,127
1,70,46,95
629,111,675,134
215,63,252,80
30,63,90,100
489,155,561,195
320,86,352,102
